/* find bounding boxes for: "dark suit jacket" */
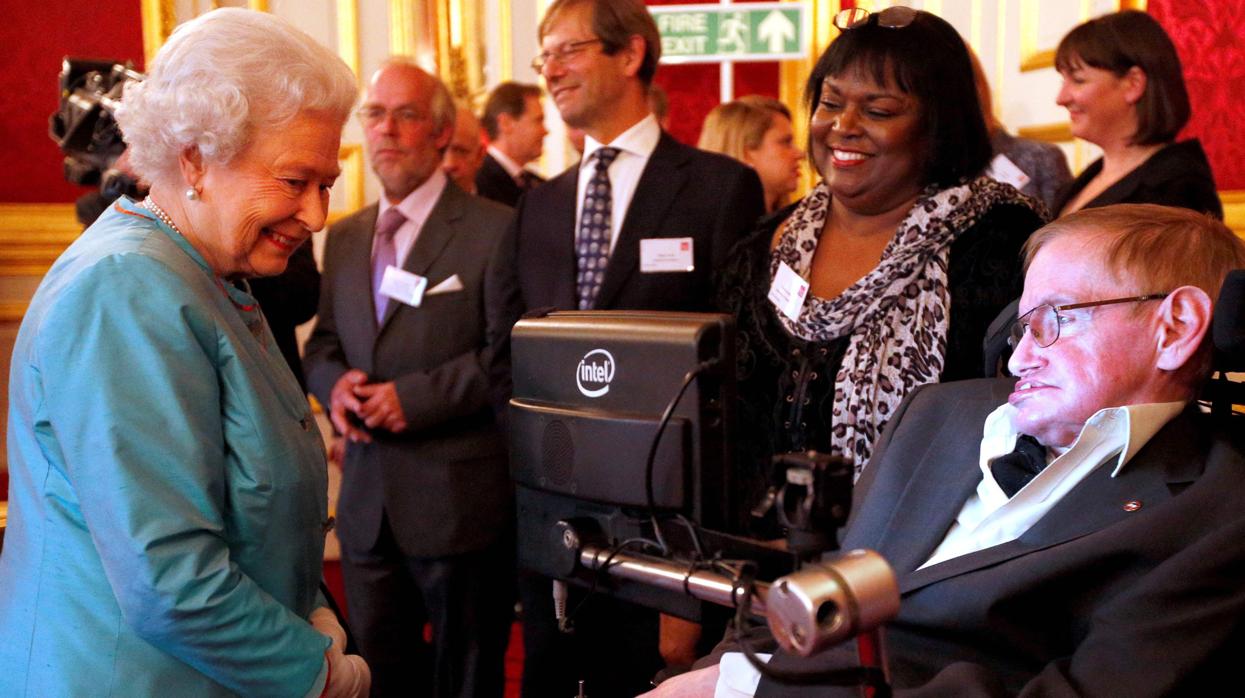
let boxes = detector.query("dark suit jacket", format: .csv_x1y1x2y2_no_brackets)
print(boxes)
754,378,1245,697
303,183,516,558
250,241,319,391
487,132,765,411
494,132,764,314
475,152,541,209
1052,139,1223,218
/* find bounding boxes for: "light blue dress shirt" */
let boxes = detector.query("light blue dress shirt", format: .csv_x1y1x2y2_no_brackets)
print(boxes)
0,198,332,696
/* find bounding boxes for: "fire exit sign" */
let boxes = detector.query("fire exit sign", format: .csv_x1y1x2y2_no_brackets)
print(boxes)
650,3,808,63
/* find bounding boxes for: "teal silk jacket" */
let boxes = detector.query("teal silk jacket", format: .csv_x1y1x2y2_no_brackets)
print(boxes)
0,198,332,696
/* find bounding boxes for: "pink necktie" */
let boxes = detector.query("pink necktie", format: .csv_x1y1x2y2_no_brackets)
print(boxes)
372,207,407,323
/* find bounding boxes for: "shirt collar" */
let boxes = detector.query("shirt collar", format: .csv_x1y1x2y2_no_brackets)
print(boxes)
486,145,526,179
581,113,661,168
980,400,1187,485
379,169,447,227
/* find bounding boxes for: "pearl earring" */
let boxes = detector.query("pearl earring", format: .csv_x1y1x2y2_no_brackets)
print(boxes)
186,187,199,201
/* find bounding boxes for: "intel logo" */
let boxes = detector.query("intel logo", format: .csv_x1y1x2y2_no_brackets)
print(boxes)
576,348,615,398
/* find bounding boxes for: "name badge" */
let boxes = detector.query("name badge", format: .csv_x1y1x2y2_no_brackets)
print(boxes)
985,153,1031,191
379,265,428,308
768,261,810,321
640,237,695,273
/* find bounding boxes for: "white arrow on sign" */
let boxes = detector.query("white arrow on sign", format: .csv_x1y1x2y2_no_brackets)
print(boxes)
757,10,796,53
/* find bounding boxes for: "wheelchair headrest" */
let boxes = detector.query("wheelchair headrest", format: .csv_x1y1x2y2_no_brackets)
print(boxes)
1213,269,1245,372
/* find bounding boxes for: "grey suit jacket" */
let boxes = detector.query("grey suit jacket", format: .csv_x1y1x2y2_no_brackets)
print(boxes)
304,182,516,558
755,378,1245,697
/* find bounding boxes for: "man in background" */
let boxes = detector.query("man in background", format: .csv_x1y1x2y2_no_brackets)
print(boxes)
648,204,1245,697
442,104,486,195
304,60,514,698
476,82,548,207
489,1,765,695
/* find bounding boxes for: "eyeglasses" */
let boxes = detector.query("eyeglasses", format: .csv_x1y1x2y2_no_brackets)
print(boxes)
356,105,426,128
531,39,603,72
1007,294,1169,349
833,6,919,31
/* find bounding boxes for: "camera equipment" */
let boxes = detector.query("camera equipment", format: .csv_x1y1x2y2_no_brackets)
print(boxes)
49,57,145,200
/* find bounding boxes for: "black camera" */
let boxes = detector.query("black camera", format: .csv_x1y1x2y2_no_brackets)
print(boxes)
49,57,145,202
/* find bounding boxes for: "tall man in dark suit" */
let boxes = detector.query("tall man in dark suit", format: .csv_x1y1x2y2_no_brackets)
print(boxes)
304,60,514,698
475,82,548,207
648,204,1245,698
488,1,765,696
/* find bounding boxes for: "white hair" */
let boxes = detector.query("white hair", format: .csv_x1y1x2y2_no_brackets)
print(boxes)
116,8,358,186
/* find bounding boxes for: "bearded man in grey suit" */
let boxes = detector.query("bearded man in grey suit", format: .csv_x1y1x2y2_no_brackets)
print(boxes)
649,203,1245,698
304,61,514,698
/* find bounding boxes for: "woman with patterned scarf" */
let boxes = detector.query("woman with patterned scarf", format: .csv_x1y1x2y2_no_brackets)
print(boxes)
722,8,1045,535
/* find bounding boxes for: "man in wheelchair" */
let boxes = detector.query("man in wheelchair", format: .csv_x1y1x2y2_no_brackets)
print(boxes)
652,203,1245,697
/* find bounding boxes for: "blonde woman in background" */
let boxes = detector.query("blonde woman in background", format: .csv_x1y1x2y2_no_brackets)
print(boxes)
698,96,803,213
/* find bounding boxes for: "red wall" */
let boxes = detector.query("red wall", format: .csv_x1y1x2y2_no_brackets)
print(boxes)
1149,0,1245,190
0,0,144,203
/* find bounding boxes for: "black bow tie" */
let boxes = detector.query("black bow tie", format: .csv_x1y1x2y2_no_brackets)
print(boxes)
991,434,1048,497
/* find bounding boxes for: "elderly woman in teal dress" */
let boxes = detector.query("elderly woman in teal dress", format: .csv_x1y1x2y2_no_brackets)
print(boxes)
0,9,370,697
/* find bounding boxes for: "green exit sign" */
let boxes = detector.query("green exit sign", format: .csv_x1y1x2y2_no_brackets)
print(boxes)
651,2,808,63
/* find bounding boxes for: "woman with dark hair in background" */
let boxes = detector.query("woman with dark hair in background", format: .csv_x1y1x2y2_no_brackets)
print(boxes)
1053,10,1222,217
969,49,1072,212
719,7,1044,533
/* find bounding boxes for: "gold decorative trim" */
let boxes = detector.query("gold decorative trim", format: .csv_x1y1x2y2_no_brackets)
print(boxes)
1019,0,1051,73
1220,190,1245,236
499,0,514,81
1016,122,1073,143
248,0,270,11
0,303,27,322
389,0,418,57
140,0,175,66
337,0,361,83
339,144,366,213
0,204,81,276
779,0,838,201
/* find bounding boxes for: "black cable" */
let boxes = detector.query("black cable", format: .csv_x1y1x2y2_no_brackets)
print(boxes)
643,359,718,553
563,536,663,628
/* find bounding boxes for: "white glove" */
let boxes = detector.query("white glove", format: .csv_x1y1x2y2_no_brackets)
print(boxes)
310,606,348,653
323,651,371,698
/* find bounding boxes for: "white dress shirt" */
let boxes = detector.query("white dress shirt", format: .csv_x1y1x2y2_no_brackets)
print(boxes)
577,113,661,249
715,399,1186,697
920,400,1186,568
485,144,540,182
375,169,448,268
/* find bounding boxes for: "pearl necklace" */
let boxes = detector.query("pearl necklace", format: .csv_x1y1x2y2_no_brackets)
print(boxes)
140,195,261,323
141,196,183,235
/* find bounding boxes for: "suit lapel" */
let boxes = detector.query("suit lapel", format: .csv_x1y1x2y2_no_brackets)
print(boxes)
336,204,383,343
543,169,580,310
593,134,689,309
867,394,998,576
379,184,463,330
899,407,1207,594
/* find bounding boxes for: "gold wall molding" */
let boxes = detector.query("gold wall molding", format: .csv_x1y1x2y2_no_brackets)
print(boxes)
339,144,366,213
1016,122,1073,143
337,0,361,82
779,0,839,200
141,0,176,66
0,204,81,277
0,303,27,322
1219,191,1245,236
499,0,514,81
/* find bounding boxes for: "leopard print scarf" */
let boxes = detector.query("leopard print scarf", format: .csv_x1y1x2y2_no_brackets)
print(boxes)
771,176,1026,476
